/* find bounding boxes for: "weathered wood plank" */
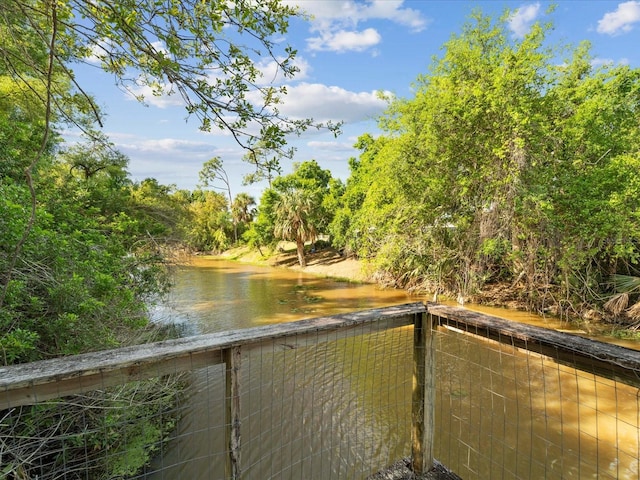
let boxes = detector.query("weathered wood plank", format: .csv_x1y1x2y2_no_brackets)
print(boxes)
427,303,640,387
0,350,222,408
411,311,435,474
1,303,426,408
224,346,242,480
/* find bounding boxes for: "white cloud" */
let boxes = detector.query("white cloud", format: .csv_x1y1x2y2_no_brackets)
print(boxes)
125,80,186,108
111,135,214,158
255,56,311,84
591,57,615,68
288,0,427,31
508,3,541,38
284,0,429,53
122,138,210,154
591,56,630,67
365,0,427,32
307,140,355,152
597,1,640,35
126,56,311,107
274,83,391,123
307,28,381,53
103,133,250,188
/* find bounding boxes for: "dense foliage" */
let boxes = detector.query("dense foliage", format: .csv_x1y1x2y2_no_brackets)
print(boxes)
246,160,337,266
1,0,330,360
0,0,314,477
1,2,638,475
328,11,640,324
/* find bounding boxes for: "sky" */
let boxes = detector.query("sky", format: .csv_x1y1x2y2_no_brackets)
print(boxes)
68,1,640,200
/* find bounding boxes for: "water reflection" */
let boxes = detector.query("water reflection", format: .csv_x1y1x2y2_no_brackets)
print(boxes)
154,258,414,333
147,258,640,479
435,326,640,479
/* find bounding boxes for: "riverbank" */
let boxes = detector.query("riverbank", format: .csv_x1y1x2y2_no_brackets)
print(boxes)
218,244,371,283
211,245,640,343
217,245,517,308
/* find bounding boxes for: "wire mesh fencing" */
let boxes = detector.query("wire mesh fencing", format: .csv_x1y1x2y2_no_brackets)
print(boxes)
0,304,421,480
0,374,187,479
144,325,416,479
1,303,639,479
431,305,640,480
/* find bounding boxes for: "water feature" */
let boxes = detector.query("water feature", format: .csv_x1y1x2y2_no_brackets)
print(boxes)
152,257,415,334
146,257,639,479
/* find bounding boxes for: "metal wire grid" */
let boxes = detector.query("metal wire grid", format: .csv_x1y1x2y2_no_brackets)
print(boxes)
0,323,415,480
239,324,414,480
3,311,640,480
146,324,415,479
434,325,640,479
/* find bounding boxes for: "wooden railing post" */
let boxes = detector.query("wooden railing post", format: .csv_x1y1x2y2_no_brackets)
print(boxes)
224,346,242,479
411,311,435,474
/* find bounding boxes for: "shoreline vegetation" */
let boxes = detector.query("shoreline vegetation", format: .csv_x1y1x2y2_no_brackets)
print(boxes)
211,244,640,342
213,243,529,310
2,3,638,476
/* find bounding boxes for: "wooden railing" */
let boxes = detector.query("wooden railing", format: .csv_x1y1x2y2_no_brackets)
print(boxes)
0,302,432,478
428,303,640,387
3,302,639,479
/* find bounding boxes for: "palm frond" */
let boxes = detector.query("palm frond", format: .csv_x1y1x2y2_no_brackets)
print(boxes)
611,274,640,294
604,292,629,315
626,300,640,321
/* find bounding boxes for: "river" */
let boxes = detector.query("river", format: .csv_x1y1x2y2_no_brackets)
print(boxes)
146,257,640,479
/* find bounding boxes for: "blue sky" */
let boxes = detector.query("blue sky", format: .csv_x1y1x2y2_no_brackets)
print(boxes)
68,1,640,200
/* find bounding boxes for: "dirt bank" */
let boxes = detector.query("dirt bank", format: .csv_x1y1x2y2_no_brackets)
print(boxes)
219,244,371,283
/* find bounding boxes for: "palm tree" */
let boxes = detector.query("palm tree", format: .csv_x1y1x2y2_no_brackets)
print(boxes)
231,193,256,226
273,189,318,267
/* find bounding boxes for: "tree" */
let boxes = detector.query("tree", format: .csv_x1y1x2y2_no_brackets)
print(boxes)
273,189,318,267
243,188,279,255
269,160,334,267
329,134,390,257
337,8,640,319
2,0,340,155
1,0,341,306
127,178,189,241
61,132,128,182
0,76,54,181
232,192,256,238
199,157,237,243
186,189,233,252
537,62,640,315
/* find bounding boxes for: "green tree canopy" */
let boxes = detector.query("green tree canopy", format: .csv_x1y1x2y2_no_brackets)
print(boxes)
1,0,340,152
335,8,640,321
250,160,334,266
273,188,318,267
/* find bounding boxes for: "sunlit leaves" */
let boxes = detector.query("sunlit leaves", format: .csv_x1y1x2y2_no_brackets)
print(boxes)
185,189,232,252
334,8,640,316
2,0,339,157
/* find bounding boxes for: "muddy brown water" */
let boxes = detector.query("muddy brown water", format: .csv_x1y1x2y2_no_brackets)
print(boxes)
145,258,640,479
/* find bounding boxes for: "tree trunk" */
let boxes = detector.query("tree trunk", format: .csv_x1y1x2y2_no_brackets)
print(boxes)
296,239,306,267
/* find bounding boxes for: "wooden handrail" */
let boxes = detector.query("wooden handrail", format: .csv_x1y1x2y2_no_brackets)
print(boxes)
0,302,426,408
427,303,640,387
0,302,429,480
3,301,639,478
